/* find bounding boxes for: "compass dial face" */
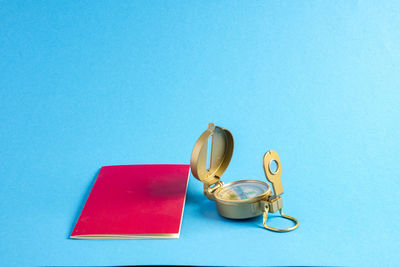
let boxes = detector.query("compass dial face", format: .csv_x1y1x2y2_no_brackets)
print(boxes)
216,180,270,201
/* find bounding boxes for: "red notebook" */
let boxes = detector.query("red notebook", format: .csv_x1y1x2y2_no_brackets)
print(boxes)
71,164,190,239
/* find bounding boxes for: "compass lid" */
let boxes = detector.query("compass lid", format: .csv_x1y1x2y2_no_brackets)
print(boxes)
190,123,234,185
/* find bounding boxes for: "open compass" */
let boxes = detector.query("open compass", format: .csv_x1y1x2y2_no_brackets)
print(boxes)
190,123,299,232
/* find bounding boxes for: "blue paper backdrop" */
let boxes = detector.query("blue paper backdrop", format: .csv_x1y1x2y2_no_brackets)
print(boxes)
0,1,399,266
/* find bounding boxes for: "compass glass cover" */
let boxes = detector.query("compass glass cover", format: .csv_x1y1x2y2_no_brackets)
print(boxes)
216,180,269,201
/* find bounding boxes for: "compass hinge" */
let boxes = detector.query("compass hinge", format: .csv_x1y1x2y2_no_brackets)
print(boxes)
267,196,283,213
203,180,224,201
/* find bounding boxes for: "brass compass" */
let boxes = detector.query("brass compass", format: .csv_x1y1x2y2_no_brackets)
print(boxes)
190,123,299,232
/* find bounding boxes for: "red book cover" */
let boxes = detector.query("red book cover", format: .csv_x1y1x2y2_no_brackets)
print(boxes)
71,164,190,239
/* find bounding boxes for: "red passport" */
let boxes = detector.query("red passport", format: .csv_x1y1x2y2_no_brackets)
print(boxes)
71,164,190,239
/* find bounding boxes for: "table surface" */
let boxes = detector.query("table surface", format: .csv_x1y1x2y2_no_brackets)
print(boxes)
1,1,399,266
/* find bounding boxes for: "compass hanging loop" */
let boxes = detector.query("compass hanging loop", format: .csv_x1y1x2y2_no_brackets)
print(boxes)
262,205,299,232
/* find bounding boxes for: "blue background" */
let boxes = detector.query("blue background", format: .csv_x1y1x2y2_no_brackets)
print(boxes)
1,1,399,266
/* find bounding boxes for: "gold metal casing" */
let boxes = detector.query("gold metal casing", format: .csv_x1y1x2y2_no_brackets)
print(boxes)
190,123,271,219
190,123,299,232
190,123,233,186
213,180,272,219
